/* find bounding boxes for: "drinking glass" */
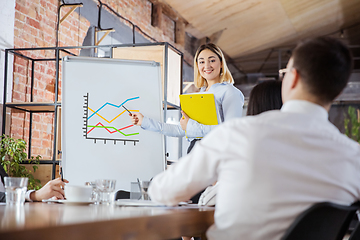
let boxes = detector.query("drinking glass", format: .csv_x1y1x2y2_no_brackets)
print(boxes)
4,177,28,206
130,182,142,200
85,181,99,202
130,180,151,200
95,179,116,204
140,181,151,200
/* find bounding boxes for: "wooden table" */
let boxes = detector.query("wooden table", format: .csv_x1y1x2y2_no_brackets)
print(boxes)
0,202,215,240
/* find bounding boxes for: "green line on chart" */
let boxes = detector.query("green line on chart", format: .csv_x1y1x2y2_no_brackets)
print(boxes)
87,125,140,136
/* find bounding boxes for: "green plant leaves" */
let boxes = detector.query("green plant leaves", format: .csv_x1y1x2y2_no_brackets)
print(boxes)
0,135,42,190
344,106,360,144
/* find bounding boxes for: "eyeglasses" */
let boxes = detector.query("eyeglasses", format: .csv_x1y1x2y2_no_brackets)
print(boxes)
279,68,287,80
279,68,288,74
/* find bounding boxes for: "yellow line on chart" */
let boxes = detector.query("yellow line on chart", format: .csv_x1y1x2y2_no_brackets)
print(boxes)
88,107,139,123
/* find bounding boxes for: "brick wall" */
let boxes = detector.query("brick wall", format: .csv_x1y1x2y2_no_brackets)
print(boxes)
11,0,90,159
100,0,190,58
162,14,175,42
10,0,192,168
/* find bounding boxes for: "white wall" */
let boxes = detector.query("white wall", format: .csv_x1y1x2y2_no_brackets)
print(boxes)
0,0,15,104
0,0,15,135
0,0,15,103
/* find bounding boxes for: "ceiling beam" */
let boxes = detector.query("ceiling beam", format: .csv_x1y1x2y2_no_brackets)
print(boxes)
175,20,186,45
151,3,163,29
208,29,225,44
148,0,188,24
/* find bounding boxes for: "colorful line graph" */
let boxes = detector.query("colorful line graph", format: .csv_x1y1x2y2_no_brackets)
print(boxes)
88,96,140,119
87,107,139,123
87,122,139,136
83,93,140,144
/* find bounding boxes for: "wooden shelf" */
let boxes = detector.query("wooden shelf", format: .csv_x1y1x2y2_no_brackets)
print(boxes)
5,102,61,112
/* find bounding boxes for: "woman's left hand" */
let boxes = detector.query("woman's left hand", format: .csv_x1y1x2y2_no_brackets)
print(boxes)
180,111,189,131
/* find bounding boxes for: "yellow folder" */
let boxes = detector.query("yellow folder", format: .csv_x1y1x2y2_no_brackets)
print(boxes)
179,93,218,125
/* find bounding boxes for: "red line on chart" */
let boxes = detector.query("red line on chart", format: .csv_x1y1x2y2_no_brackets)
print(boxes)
87,122,135,134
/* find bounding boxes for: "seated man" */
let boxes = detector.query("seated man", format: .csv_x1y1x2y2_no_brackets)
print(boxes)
0,165,68,202
148,36,360,240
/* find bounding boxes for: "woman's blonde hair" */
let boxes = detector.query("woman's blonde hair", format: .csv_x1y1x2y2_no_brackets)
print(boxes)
193,43,234,88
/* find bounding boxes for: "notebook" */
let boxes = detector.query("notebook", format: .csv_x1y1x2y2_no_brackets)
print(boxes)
179,93,218,125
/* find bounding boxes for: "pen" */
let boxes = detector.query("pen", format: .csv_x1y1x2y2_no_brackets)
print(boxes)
122,105,132,116
58,151,64,182
59,160,64,182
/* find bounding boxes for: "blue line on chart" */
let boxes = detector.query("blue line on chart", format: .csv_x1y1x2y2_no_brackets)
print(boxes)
88,96,140,120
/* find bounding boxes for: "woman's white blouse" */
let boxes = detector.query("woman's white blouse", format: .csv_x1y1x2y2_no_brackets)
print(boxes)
140,82,244,141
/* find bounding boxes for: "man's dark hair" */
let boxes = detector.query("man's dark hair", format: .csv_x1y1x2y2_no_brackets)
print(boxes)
292,36,353,104
247,80,283,116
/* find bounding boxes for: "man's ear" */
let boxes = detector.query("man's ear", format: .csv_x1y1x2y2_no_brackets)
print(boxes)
289,68,300,89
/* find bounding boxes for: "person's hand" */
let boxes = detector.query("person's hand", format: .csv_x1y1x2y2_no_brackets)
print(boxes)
130,112,144,126
30,177,69,202
180,111,189,131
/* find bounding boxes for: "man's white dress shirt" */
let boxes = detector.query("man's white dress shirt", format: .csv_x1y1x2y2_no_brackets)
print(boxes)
149,100,360,240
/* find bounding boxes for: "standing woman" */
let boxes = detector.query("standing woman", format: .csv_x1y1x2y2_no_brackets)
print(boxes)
130,43,244,153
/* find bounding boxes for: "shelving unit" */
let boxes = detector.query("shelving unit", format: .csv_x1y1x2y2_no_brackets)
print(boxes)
4,102,60,112
2,42,183,181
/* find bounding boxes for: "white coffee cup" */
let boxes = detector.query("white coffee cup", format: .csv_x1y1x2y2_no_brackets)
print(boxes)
65,185,93,202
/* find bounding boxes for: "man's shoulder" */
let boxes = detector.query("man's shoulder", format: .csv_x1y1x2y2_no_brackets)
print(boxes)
219,109,319,134
234,110,282,122
333,130,360,151
221,110,360,150
220,110,282,129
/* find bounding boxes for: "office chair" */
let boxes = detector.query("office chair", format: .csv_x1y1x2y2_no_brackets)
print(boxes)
349,221,360,240
281,202,359,240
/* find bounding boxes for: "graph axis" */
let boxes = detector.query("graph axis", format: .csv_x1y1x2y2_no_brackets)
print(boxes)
83,93,139,145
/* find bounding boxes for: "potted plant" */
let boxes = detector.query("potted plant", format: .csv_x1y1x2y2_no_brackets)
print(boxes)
0,134,42,190
344,106,360,144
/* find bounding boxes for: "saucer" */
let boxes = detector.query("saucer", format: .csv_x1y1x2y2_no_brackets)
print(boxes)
115,199,165,207
43,199,95,205
58,199,95,205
